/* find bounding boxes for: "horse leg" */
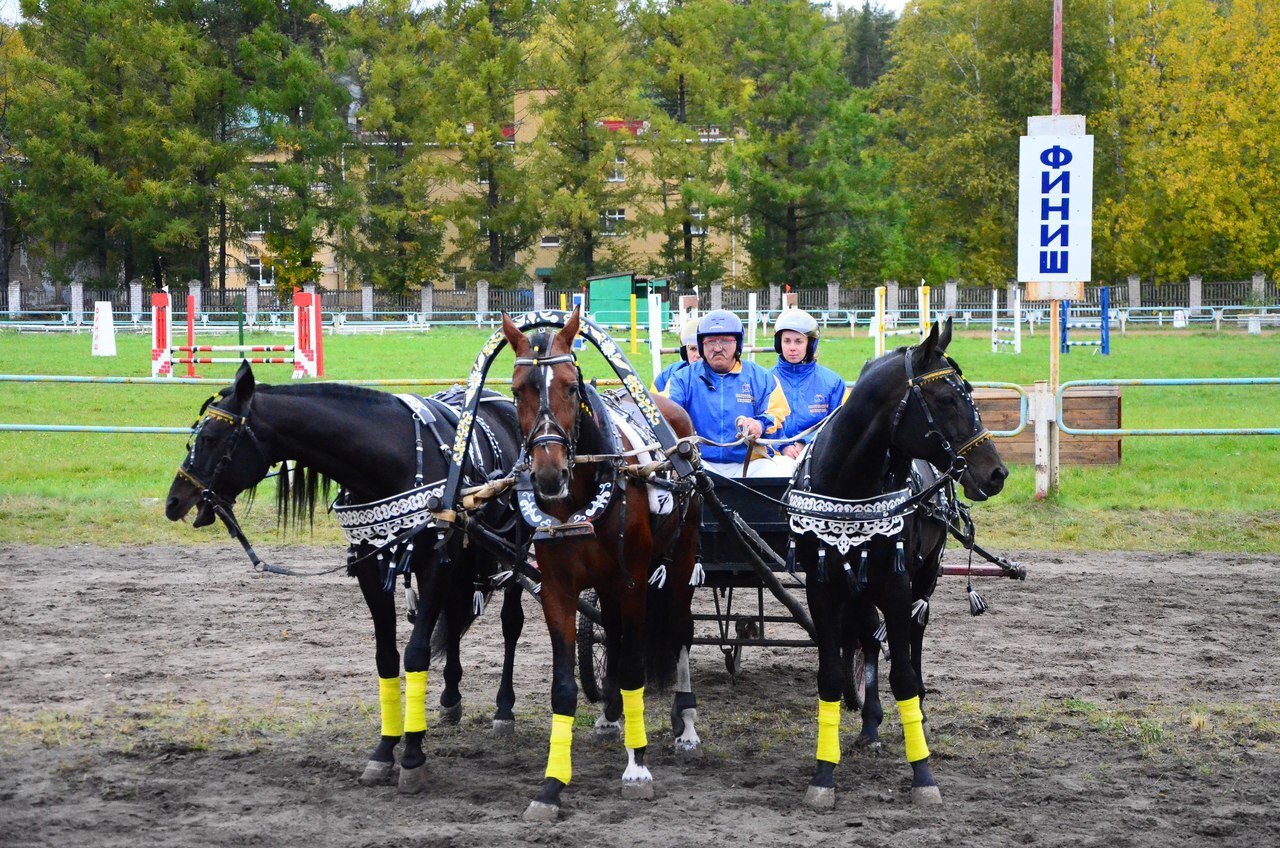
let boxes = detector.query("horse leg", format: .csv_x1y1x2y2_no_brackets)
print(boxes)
854,598,884,746
610,588,654,801
803,584,845,810
397,562,445,796
593,617,623,741
437,579,469,726
355,566,401,786
668,514,701,758
523,579,579,822
494,582,524,735
883,596,941,805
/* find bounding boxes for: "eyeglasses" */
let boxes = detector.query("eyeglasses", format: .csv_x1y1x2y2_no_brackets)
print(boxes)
702,338,736,350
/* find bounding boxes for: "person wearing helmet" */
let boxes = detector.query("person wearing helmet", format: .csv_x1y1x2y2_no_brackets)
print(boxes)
770,309,847,460
651,317,701,392
661,308,793,477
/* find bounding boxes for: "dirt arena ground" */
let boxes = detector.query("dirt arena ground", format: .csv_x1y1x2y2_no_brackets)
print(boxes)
1,544,1278,847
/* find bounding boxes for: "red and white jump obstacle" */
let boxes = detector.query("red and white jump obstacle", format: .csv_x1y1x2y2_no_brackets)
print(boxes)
151,290,324,378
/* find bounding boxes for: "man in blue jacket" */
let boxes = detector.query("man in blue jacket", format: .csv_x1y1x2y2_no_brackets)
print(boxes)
662,309,793,477
770,309,847,460
652,317,700,392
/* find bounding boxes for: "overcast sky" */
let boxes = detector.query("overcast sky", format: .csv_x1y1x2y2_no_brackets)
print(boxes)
2,1,908,25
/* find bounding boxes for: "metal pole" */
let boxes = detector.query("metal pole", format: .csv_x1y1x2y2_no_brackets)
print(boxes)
630,293,638,354
237,295,245,347
1052,0,1063,115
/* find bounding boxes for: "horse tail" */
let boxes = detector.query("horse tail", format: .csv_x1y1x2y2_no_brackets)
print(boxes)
643,575,681,691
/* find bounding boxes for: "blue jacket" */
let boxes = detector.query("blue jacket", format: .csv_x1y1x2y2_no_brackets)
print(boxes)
770,358,847,445
651,360,690,392
663,359,790,464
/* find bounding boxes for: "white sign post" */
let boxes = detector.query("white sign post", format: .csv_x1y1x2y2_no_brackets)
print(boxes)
1018,114,1094,499
91,301,117,357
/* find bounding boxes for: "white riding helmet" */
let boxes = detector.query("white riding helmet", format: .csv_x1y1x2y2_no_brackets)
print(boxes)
774,308,820,362
679,317,700,362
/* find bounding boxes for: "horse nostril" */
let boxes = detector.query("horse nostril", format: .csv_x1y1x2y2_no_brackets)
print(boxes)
990,466,1008,487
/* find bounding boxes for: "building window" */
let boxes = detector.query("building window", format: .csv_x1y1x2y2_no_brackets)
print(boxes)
540,235,562,248
690,207,707,236
245,253,274,286
599,208,626,237
244,212,270,240
607,156,626,183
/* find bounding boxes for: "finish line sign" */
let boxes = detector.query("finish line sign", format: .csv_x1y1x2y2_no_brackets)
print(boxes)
1017,115,1094,292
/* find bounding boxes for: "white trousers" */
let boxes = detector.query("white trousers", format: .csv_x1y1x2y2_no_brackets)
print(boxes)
702,455,797,479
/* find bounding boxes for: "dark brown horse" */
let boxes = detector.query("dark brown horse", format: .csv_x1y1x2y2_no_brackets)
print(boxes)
500,309,703,821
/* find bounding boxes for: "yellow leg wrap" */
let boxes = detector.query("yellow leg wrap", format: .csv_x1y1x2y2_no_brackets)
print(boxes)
897,696,930,763
816,698,841,764
405,670,428,734
621,687,647,750
378,676,403,737
545,713,574,784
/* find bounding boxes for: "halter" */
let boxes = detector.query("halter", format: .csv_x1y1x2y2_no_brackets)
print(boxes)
176,400,266,511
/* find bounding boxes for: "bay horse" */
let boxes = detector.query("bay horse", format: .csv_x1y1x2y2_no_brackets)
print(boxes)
500,310,703,822
788,319,1007,807
164,362,527,794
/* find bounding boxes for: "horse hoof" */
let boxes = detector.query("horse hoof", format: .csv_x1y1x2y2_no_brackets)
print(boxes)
593,717,621,741
855,736,882,750
523,800,560,822
397,764,428,795
911,785,943,805
621,779,655,800
358,759,394,786
674,738,703,760
493,718,515,736
803,785,835,810
439,702,463,726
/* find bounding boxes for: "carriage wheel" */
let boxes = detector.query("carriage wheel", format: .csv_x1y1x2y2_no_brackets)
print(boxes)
843,644,867,711
576,590,607,703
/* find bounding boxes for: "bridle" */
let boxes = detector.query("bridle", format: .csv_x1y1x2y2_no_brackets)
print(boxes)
176,399,267,511
175,397,294,574
513,342,584,471
891,351,993,481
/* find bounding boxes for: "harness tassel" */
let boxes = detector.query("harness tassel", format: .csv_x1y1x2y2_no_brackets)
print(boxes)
967,583,988,616
893,540,905,574
785,537,797,575
857,549,869,589
404,573,418,625
690,560,705,587
473,583,486,617
842,560,859,594
649,563,668,589
816,547,827,583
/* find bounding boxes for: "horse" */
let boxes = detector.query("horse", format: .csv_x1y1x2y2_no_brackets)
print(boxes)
164,361,528,795
786,318,1008,808
499,309,703,822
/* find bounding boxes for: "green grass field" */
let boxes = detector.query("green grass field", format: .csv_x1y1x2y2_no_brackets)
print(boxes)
1,323,1277,551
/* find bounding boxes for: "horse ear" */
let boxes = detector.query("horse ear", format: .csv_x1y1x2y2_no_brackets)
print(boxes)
501,312,529,355
913,320,940,368
555,306,581,351
233,360,256,403
938,316,954,353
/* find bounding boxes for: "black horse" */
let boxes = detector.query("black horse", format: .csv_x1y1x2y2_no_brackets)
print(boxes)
788,319,1007,807
165,362,527,794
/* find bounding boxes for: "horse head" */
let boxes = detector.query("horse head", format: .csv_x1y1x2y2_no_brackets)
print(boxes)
892,318,1008,501
165,361,274,526
502,308,585,503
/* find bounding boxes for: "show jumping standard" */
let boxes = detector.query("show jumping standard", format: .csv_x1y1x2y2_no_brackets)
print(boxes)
786,319,1009,807
151,290,324,378
164,362,527,794
476,308,703,821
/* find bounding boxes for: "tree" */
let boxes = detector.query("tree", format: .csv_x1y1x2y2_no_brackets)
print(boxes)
336,0,446,293
0,22,27,292
237,0,355,292
837,1,896,89
526,0,641,284
423,0,540,287
727,0,881,287
630,0,740,287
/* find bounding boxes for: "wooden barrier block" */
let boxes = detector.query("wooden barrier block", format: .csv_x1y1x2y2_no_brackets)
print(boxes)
973,386,1122,465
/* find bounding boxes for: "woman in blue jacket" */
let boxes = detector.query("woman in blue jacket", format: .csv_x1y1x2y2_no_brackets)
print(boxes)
770,309,847,460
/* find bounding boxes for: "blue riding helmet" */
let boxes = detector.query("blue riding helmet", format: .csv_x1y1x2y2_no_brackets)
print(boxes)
697,309,744,360
773,308,820,363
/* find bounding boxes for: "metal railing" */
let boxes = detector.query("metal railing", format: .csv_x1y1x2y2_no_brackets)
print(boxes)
1055,378,1280,437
